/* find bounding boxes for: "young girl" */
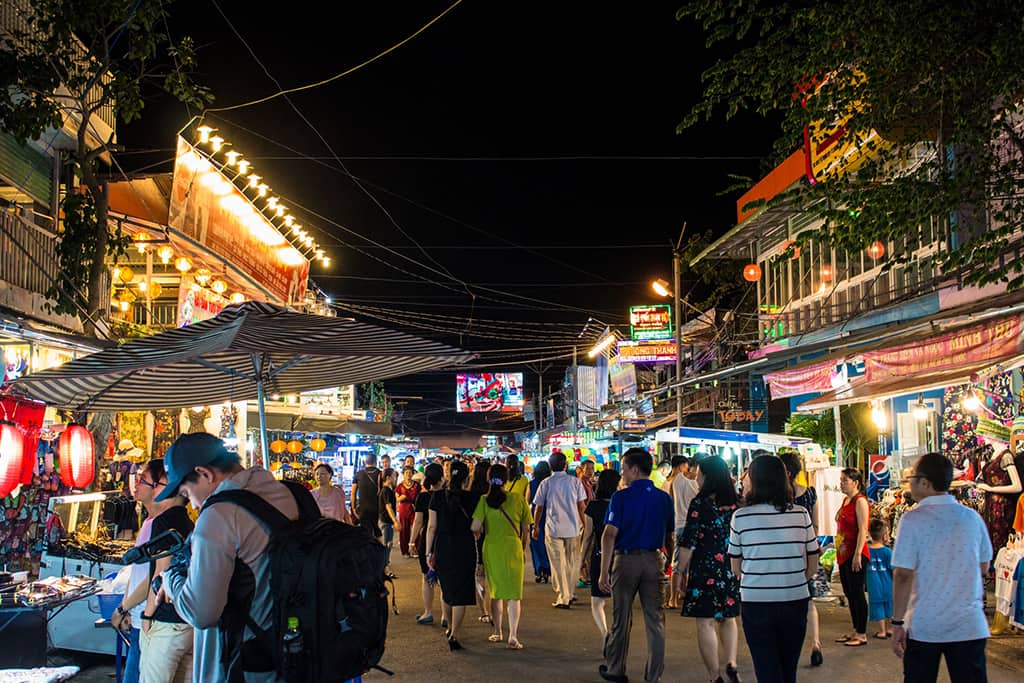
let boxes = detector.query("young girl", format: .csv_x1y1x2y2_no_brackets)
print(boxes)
379,468,399,578
866,518,894,639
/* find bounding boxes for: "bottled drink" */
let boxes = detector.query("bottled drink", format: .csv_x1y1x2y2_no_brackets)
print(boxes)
283,616,304,677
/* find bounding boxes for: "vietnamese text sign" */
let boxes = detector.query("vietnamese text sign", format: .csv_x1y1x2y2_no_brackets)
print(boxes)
616,340,677,364
630,304,674,341
168,137,309,303
764,360,838,399
862,315,1024,382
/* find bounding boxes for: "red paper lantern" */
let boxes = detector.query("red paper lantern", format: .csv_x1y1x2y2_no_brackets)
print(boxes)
867,241,886,260
58,424,95,489
742,263,762,282
0,421,25,498
820,265,833,281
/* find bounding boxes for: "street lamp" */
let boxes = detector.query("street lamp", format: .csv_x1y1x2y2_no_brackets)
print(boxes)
651,278,672,298
651,263,684,434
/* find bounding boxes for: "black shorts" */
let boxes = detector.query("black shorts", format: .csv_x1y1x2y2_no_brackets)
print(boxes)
590,552,610,598
358,516,381,539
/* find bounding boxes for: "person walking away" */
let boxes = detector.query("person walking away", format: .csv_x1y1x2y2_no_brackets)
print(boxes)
379,468,399,578
597,448,674,683
674,455,741,683
469,461,493,624
532,451,587,609
311,463,351,523
729,455,819,683
396,467,421,557
412,463,444,625
582,469,621,640
867,518,894,639
137,459,195,683
891,452,992,683
577,459,597,585
472,464,532,649
835,468,871,647
154,433,301,682
426,460,481,651
505,454,529,500
351,453,383,541
669,455,699,610
779,450,824,667
528,461,552,584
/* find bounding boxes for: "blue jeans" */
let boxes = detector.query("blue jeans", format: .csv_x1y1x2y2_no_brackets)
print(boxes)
741,599,808,683
123,627,141,683
382,523,394,567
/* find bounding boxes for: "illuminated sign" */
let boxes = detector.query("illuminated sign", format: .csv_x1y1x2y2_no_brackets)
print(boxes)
616,340,677,364
629,304,673,341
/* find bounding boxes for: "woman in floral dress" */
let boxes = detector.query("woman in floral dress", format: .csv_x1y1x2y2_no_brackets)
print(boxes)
673,455,741,683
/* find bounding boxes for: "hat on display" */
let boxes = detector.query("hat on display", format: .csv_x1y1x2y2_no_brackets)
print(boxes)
115,438,145,461
1012,416,1024,438
976,417,1011,443
155,432,231,502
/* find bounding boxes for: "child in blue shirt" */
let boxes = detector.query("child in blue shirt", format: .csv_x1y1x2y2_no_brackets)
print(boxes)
866,518,894,638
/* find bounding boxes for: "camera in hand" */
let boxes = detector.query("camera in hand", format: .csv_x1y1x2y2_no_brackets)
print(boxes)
121,529,186,565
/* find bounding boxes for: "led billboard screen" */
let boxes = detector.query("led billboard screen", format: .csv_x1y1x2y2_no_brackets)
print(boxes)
456,372,524,413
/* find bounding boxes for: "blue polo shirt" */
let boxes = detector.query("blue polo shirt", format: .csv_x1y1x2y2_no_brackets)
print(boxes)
605,478,673,552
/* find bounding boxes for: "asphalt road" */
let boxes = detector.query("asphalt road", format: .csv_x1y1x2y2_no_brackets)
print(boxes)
63,551,1024,682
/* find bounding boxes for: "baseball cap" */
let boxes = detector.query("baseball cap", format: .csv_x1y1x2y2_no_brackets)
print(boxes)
155,432,231,501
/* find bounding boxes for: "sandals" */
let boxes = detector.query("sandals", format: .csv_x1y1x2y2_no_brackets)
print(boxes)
844,638,868,647
479,614,492,624
487,633,504,642
873,633,891,639
508,638,524,650
834,634,853,643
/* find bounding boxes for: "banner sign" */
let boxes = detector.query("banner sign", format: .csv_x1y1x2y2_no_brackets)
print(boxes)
764,360,839,399
616,340,677,364
177,274,225,327
629,304,673,341
862,316,1024,382
620,418,647,433
609,358,637,400
168,137,309,304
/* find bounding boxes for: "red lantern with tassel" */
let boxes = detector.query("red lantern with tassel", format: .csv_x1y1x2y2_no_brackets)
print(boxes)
58,424,95,489
743,263,762,282
0,421,25,498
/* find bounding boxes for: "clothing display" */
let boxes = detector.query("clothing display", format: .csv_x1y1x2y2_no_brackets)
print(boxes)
979,450,1019,553
814,467,843,536
186,406,210,433
994,546,1022,617
150,409,180,458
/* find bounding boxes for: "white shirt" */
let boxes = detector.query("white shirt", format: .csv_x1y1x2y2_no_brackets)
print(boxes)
728,504,819,603
533,471,586,538
891,493,992,643
126,517,152,622
671,476,699,532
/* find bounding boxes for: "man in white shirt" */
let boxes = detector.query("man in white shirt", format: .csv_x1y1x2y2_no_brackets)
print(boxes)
670,456,699,532
532,450,587,608
892,452,992,683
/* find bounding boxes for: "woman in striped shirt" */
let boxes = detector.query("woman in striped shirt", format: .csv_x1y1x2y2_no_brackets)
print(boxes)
729,455,819,683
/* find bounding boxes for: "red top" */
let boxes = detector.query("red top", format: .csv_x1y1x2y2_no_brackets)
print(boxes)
396,481,421,509
835,493,869,565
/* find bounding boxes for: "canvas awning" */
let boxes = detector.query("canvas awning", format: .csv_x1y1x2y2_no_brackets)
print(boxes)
247,410,393,436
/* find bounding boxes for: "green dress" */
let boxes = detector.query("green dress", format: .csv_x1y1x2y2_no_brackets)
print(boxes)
472,492,533,600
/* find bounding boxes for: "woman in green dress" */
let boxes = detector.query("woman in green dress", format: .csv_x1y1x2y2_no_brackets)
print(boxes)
472,463,532,650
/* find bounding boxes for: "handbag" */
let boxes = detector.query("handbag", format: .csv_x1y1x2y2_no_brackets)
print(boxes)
809,565,830,598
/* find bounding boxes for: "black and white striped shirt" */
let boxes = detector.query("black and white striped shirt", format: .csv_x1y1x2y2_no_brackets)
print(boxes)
728,503,819,603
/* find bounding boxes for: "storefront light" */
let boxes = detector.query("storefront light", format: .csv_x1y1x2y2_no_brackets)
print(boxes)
211,279,228,295
247,174,262,188
278,247,306,266
225,151,241,166
266,197,279,210
230,292,245,304
194,268,212,287
321,256,331,268
118,300,130,312
870,402,888,429
157,245,174,265
209,135,224,152
284,215,295,227
175,256,193,273
257,183,268,197
196,125,213,143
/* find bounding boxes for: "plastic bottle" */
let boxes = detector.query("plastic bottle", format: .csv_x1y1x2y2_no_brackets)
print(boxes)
283,616,304,677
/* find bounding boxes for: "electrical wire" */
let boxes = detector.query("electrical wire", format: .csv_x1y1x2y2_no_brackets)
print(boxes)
205,0,464,112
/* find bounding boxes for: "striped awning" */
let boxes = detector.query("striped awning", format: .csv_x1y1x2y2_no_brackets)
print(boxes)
12,302,476,411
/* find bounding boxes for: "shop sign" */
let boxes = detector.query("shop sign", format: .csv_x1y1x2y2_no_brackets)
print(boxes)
609,357,637,400
629,304,673,341
862,315,1024,382
177,274,225,327
616,340,677,364
620,418,646,433
717,409,764,423
764,360,839,399
168,137,309,303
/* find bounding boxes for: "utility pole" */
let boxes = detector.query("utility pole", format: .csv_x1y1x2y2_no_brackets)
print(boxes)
673,223,687,435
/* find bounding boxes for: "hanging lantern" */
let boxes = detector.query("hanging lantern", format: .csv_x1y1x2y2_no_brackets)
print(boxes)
194,268,212,287
820,265,833,281
134,232,150,254
270,439,287,454
867,241,886,260
0,421,25,498
310,438,326,452
157,245,175,264
58,424,95,489
286,440,303,454
175,256,193,273
742,263,762,282
230,292,245,304
781,239,801,260
118,266,135,285
211,279,228,295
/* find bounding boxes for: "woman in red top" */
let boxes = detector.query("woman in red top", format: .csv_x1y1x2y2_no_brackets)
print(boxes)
396,467,422,557
834,468,871,646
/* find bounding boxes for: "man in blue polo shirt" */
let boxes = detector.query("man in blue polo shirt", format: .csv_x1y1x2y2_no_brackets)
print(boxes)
598,447,674,683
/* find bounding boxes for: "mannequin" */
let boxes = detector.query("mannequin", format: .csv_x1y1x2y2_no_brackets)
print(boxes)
970,434,1023,553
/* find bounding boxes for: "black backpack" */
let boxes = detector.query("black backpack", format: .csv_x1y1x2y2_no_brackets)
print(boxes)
202,481,394,682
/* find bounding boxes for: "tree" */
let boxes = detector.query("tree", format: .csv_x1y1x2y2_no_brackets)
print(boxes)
0,0,211,334
678,1,1024,289
784,404,874,468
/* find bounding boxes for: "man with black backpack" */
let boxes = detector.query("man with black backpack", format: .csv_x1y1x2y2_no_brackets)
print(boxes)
351,453,384,541
156,433,392,682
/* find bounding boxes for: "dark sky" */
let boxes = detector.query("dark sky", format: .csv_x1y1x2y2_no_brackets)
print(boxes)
119,0,782,434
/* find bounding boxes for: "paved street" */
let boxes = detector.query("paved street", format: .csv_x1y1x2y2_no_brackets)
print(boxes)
64,551,1024,682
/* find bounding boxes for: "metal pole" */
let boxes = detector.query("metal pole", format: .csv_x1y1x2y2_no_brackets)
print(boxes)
252,353,270,469
673,251,683,432
572,344,578,440
833,405,844,467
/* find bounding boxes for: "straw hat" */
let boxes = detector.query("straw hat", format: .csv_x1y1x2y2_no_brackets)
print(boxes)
115,438,145,461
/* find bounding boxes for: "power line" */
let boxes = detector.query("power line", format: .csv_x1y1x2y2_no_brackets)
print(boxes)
239,154,767,162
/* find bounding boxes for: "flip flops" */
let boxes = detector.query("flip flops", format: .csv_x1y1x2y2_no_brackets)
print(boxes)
508,638,524,650
873,633,891,639
844,639,868,647
488,633,504,642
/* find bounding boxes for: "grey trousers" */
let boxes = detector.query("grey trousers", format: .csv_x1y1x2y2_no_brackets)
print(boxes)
603,550,665,682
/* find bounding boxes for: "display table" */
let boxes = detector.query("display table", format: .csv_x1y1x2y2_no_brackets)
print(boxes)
0,586,100,669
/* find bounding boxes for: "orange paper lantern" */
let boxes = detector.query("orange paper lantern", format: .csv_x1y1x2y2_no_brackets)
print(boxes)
820,265,833,281
867,241,885,260
742,263,762,282
58,424,95,489
270,439,287,454
0,421,25,498
310,438,326,452
286,440,303,454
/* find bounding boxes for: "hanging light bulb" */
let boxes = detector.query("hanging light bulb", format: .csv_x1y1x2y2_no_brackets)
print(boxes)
284,215,295,227
111,266,122,282
157,245,174,264
194,268,212,286
870,402,888,429
196,125,213,143
224,151,240,166
209,135,224,152
247,174,262,188
137,279,149,293
912,393,930,421
175,256,193,273
266,197,279,210
275,205,286,218
118,299,130,312
291,224,302,235
211,279,228,295
961,391,982,412
321,256,331,268
237,159,251,175
314,249,325,259
257,184,268,197
135,232,150,253
230,292,245,304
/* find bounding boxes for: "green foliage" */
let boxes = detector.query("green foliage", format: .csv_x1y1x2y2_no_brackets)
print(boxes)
784,404,874,468
0,0,211,325
681,230,744,311
678,0,1024,289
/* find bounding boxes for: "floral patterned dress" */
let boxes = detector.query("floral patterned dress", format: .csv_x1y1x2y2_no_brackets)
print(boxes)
680,494,740,619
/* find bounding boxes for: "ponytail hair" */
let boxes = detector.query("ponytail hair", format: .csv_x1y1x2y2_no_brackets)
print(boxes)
486,464,509,509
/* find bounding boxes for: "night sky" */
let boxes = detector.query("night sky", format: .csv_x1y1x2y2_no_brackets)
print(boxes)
119,0,781,434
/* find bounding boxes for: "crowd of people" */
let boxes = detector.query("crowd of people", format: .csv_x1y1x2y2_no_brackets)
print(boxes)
110,432,993,683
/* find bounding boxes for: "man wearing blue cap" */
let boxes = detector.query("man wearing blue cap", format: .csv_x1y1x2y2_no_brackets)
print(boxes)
154,433,298,682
